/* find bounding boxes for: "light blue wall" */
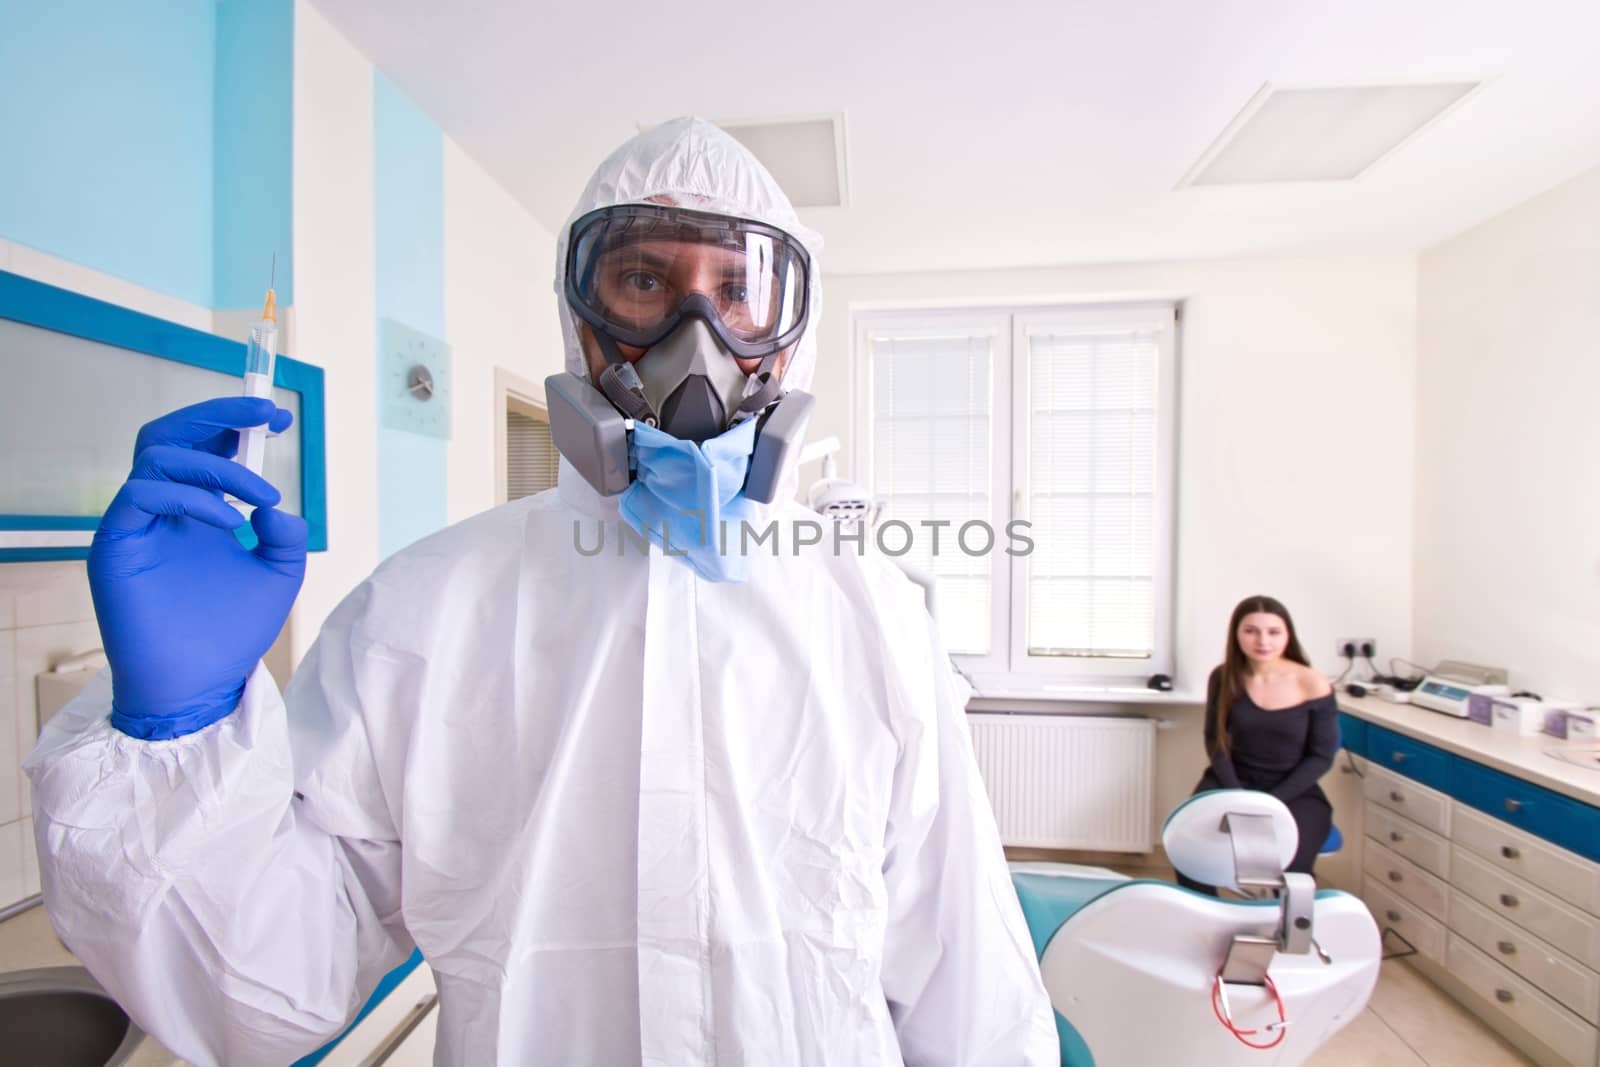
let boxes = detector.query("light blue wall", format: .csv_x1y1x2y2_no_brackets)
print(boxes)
373,73,447,560
213,0,294,309
0,0,218,307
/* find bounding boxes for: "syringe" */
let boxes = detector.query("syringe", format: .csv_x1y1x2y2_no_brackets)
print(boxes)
237,261,279,476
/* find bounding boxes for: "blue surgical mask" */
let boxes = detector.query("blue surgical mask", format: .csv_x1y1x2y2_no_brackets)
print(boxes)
619,418,761,583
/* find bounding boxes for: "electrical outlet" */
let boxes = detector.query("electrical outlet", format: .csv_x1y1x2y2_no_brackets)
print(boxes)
1337,638,1376,659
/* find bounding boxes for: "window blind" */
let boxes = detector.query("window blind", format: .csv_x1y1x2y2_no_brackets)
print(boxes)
507,410,559,500
1025,325,1159,659
869,329,993,655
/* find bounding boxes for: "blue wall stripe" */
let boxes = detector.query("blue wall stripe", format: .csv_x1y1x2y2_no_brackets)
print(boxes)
213,0,294,310
372,73,447,561
0,0,217,307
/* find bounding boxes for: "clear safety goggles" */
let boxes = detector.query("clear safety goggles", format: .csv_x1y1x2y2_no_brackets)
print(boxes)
565,203,811,360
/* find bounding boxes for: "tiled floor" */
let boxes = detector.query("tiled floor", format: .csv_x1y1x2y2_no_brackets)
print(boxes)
1307,956,1533,1066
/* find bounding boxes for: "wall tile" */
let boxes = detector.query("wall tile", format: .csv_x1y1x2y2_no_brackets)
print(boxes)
14,621,101,818
0,820,24,910
11,562,94,629
0,630,16,826
19,816,38,899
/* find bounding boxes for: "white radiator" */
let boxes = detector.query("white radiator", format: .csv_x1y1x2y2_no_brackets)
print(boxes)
967,713,1155,852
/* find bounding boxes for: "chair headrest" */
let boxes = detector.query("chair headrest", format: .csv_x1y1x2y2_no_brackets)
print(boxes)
1162,790,1298,890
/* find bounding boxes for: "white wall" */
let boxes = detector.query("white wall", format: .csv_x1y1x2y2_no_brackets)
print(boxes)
289,0,379,665
816,255,1419,695
290,2,561,659
1415,164,1600,702
442,139,562,523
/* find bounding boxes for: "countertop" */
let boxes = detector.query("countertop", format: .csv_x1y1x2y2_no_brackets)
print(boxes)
0,902,185,1066
1337,690,1600,807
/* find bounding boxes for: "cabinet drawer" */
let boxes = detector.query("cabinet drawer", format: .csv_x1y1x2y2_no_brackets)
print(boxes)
1363,764,1451,836
1452,758,1600,865
1453,847,1600,973
1362,879,1446,964
1454,802,1600,918
1451,889,1600,1023
1447,936,1599,1067
1366,724,1451,792
1363,839,1448,921
1364,804,1449,879
1337,713,1368,757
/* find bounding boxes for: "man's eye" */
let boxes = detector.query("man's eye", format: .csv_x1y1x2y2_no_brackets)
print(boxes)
723,284,750,303
624,272,661,293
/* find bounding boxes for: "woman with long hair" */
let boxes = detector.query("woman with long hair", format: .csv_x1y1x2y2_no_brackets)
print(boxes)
1178,595,1339,894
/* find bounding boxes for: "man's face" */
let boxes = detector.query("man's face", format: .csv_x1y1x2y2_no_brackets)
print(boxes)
577,238,794,383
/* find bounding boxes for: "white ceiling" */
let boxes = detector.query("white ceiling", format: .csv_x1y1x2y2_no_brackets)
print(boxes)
310,0,1600,276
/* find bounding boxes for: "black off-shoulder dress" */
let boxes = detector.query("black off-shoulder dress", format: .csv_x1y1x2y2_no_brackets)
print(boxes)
1178,666,1340,894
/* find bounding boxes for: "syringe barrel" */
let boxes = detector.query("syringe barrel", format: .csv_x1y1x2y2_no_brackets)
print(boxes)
245,317,278,378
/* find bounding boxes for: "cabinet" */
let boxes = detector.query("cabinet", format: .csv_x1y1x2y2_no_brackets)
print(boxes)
1341,714,1600,1067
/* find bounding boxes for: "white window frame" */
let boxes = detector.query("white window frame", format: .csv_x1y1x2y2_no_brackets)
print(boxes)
854,309,1012,669
853,302,1179,693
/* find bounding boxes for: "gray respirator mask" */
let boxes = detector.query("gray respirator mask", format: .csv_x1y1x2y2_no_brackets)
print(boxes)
544,203,815,500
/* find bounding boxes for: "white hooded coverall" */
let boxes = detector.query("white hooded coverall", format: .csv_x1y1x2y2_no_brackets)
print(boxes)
26,118,1058,1066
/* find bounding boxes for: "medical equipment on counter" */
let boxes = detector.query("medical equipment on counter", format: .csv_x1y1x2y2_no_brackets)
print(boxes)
1553,707,1597,741
237,261,279,476
1410,660,1508,718
1014,789,1378,1066
1490,695,1579,737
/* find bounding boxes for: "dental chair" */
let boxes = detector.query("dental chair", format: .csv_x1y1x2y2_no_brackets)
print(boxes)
1011,790,1380,1066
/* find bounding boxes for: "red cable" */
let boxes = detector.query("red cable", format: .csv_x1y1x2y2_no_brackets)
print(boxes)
1210,972,1288,1050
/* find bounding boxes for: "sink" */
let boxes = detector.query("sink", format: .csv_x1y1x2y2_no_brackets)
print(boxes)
0,966,145,1066
1546,743,1600,772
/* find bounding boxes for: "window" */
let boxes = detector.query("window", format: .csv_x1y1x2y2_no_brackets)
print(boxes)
496,368,559,503
854,303,1178,691
507,409,558,500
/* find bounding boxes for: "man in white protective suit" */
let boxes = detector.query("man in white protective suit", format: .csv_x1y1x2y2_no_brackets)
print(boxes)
27,117,1058,1066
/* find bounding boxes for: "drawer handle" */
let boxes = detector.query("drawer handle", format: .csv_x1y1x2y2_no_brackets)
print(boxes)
1500,845,1520,860
1497,940,1516,955
1500,893,1519,908
1495,989,1514,1004
1389,831,1403,843
1385,909,1402,923
1504,798,1523,814
1388,870,1403,883
1392,752,1408,763
1389,791,1405,803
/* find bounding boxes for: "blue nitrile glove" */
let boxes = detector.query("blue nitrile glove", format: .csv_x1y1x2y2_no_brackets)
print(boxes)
89,397,307,740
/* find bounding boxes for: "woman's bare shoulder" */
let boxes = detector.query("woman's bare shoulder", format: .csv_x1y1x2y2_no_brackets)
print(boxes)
1298,663,1334,700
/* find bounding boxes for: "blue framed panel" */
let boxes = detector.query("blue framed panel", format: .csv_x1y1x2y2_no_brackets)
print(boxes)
0,270,326,561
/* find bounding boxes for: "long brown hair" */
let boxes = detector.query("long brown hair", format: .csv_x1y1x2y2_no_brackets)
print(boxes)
1213,595,1311,755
